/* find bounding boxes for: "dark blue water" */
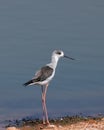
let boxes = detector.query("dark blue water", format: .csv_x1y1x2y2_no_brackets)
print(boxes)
0,0,104,128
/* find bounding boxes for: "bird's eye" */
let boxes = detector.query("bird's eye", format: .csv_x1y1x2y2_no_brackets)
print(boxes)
56,51,61,55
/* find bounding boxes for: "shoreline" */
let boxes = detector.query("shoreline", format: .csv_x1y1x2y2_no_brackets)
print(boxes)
6,115,104,130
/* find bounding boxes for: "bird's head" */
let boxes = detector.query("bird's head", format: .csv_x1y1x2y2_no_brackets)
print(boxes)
53,50,75,60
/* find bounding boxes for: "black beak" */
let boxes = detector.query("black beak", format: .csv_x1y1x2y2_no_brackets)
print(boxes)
64,55,75,60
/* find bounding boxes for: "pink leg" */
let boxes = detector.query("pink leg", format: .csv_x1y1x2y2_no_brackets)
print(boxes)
41,84,49,125
41,86,45,124
44,84,49,124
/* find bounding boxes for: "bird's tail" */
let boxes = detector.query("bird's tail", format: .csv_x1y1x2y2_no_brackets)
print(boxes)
23,79,34,86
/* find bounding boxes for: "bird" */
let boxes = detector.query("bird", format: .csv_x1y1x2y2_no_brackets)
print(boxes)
23,50,75,125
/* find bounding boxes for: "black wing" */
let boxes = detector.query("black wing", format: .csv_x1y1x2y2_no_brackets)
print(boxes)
23,66,53,86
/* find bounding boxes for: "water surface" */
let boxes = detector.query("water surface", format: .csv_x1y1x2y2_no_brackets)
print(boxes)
0,0,104,128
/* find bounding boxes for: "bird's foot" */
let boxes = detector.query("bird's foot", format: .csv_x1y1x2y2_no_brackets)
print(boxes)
40,123,55,130
41,121,55,129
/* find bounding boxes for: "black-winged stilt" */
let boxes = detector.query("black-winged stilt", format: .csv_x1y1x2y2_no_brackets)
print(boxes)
23,50,74,125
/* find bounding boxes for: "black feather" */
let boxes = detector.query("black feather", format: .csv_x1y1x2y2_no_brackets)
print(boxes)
23,80,34,86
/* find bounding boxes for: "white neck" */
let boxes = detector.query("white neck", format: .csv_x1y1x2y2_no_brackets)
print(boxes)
47,55,59,69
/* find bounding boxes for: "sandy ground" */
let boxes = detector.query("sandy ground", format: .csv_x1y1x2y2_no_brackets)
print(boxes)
6,118,104,130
